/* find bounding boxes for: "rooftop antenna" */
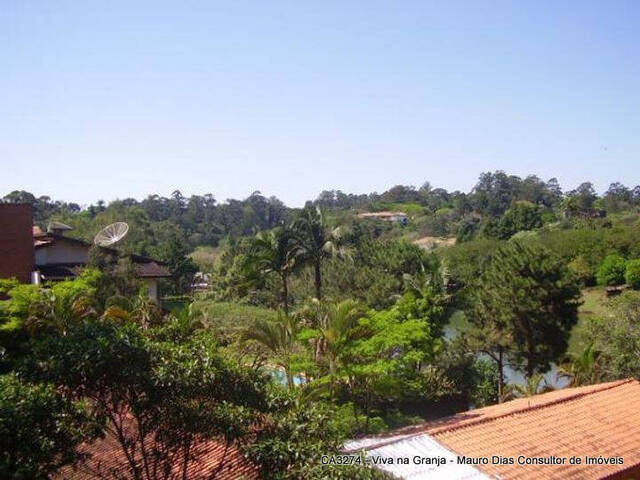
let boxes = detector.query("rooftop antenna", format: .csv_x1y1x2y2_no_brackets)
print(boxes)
93,222,129,247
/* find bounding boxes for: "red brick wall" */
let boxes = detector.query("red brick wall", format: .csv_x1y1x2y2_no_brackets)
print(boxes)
0,204,34,283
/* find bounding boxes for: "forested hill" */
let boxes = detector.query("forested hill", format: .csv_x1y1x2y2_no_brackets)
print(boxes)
3,171,639,257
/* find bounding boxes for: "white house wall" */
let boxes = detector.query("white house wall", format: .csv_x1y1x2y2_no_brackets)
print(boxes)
35,242,89,265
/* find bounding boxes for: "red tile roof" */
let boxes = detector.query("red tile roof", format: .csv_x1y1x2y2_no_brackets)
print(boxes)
56,421,260,480
349,379,640,480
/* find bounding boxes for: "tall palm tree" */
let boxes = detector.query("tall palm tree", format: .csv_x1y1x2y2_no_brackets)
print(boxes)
291,207,346,300
242,312,299,389
245,227,297,314
557,342,601,387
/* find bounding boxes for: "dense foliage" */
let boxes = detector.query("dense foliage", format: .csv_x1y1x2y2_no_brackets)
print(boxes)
3,171,640,478
0,374,97,480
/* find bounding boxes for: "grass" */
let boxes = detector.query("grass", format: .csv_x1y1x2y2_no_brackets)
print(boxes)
189,245,222,271
568,286,615,355
191,300,277,334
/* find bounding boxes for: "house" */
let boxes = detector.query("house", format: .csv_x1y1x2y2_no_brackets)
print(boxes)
357,211,408,224
344,379,640,480
0,204,170,302
33,225,170,303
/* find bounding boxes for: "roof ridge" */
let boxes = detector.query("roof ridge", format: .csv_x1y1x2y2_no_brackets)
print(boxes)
346,379,636,453
429,378,635,436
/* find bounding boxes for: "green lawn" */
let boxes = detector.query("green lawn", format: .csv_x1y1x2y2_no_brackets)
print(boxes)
189,245,221,271
569,287,615,354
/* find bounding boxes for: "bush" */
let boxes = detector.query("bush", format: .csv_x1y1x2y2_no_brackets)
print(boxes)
625,259,640,289
596,255,627,286
568,256,595,286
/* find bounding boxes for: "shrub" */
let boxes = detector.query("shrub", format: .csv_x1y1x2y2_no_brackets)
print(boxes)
625,259,640,289
596,255,627,286
568,256,595,286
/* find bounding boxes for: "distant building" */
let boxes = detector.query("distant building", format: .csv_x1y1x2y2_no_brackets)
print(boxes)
357,211,408,224
345,379,640,480
0,204,170,302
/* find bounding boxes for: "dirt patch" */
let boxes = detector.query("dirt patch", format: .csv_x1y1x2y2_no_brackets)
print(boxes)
413,236,457,250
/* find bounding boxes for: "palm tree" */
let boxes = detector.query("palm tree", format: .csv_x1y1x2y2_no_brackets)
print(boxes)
242,312,299,389
502,373,554,401
557,342,601,387
291,207,346,300
26,291,96,336
245,227,297,314
301,299,367,395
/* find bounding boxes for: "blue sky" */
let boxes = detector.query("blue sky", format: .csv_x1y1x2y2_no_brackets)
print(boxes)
1,1,639,206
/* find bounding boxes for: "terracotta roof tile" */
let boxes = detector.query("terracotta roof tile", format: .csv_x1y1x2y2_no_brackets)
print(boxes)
348,379,640,480
55,420,260,480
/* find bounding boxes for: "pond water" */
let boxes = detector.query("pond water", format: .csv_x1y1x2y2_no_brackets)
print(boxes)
443,317,569,390
262,367,306,387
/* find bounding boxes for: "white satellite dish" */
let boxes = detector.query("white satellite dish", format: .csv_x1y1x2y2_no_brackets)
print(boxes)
94,222,129,247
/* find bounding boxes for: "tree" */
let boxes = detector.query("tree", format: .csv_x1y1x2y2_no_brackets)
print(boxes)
603,182,632,212
0,374,97,480
495,201,543,239
504,373,554,401
245,396,392,480
300,299,368,394
625,259,640,289
468,241,581,379
245,227,298,314
0,270,101,369
563,182,598,217
339,300,449,425
584,291,640,379
568,255,595,286
557,343,601,387
596,254,627,286
154,233,199,295
291,207,346,300
26,318,270,480
243,312,300,389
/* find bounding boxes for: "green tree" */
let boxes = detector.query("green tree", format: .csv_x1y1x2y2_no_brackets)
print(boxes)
596,254,627,286
291,207,346,300
245,395,392,480
0,374,98,480
557,343,602,387
341,302,448,425
495,201,543,239
300,299,368,393
625,259,640,289
154,233,199,295
26,319,270,480
468,241,581,379
243,312,300,389
0,271,101,368
504,373,554,401
568,255,595,286
245,227,298,314
584,291,640,379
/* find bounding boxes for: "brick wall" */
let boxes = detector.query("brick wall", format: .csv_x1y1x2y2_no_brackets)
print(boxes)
0,204,34,283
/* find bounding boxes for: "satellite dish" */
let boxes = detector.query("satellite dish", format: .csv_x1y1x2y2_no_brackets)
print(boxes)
94,222,129,247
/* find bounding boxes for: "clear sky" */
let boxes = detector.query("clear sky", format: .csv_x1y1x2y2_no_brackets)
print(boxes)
2,1,639,206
